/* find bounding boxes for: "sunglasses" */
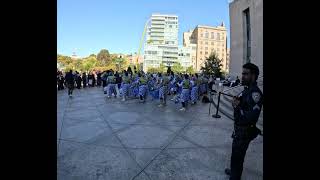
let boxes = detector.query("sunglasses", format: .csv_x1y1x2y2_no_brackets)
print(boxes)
242,72,249,75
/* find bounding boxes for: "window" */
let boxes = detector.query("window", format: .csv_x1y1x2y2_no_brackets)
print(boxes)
217,33,220,40
205,51,208,55
211,32,214,39
200,51,202,54
205,32,209,38
211,42,214,45
169,25,172,28
200,41,203,44
243,8,251,63
200,33,203,37
205,47,208,50
217,48,220,51
205,41,208,45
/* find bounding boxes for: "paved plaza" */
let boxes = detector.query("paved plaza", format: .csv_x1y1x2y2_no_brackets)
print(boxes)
57,87,263,180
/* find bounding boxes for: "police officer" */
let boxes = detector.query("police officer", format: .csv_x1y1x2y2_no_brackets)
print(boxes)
225,63,263,180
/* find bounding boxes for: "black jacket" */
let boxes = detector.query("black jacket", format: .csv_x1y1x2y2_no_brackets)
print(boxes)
234,82,263,126
65,72,74,84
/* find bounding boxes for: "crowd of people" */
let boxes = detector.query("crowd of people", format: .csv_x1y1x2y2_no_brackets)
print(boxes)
57,67,226,111
57,63,263,180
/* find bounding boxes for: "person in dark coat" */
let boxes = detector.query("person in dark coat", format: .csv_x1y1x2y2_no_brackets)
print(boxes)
97,72,102,86
82,72,87,88
92,72,96,87
76,72,82,89
65,70,75,97
57,74,65,90
101,71,108,87
88,72,93,87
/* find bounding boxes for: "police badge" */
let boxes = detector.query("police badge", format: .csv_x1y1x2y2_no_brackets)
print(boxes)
252,92,261,103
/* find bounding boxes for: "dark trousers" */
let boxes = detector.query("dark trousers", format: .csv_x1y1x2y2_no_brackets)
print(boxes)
76,81,81,89
58,82,64,90
102,80,107,87
230,138,251,180
67,83,74,95
83,81,87,88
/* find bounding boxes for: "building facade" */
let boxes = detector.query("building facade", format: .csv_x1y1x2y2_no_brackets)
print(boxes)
178,46,192,69
190,24,227,72
229,0,263,77
183,29,197,70
143,14,179,71
128,53,144,65
226,48,230,73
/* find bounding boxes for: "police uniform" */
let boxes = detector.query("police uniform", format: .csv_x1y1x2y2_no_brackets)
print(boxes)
229,82,263,180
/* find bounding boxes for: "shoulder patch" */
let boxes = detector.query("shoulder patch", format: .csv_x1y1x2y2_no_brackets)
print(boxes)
252,92,261,103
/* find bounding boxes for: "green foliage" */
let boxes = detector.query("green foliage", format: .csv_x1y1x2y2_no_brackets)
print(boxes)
186,66,195,74
200,52,223,77
57,49,135,73
146,67,158,73
171,62,184,73
159,63,166,73
97,49,111,66
82,56,98,72
57,54,73,68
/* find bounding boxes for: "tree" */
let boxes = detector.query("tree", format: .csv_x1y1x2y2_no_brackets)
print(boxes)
89,54,96,58
171,62,184,73
186,66,195,74
112,56,128,71
57,54,73,68
200,52,223,77
73,59,83,71
97,49,111,66
82,56,98,72
159,63,166,73
147,67,158,73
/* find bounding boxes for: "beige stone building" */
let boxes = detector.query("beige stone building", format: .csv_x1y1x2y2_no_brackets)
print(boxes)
128,53,144,65
229,0,263,77
189,24,228,72
226,48,230,73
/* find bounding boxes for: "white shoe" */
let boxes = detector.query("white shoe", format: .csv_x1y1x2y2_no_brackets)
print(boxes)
158,104,163,107
179,107,186,111
121,99,126,101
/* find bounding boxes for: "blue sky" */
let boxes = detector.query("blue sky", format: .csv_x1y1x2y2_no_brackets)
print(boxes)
58,0,230,57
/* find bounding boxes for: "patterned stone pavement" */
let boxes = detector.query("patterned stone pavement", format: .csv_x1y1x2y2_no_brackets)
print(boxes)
57,87,263,180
